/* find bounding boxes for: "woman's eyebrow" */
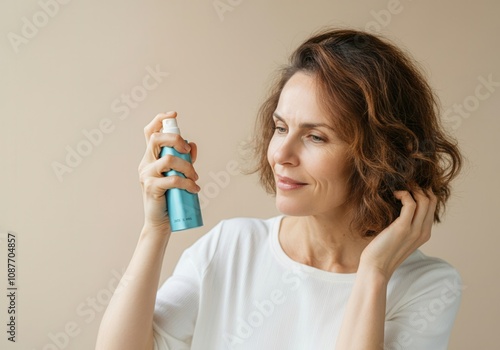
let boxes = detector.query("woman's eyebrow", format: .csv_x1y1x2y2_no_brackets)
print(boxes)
273,112,335,131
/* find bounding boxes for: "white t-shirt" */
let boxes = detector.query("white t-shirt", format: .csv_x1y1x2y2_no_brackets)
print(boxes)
153,216,462,350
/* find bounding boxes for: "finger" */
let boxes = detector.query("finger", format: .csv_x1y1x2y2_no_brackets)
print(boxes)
393,190,417,227
160,174,200,194
142,132,192,165
143,175,200,198
407,188,436,245
188,142,198,163
154,153,199,181
143,111,177,144
139,150,198,182
422,189,438,232
410,187,431,228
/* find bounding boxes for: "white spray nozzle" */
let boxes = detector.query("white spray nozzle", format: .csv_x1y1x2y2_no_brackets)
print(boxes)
162,118,181,135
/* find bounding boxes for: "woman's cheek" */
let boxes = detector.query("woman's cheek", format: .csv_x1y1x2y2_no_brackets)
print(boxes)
267,136,280,166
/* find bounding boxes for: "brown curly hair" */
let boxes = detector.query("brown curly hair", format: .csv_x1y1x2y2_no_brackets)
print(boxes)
250,27,463,236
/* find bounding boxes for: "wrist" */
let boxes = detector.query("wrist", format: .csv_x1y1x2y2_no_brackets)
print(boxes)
356,262,391,287
140,223,171,243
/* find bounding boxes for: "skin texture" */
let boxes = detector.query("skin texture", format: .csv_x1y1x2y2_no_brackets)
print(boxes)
268,73,352,218
97,75,436,349
268,71,372,273
96,112,201,350
138,112,200,230
267,72,437,349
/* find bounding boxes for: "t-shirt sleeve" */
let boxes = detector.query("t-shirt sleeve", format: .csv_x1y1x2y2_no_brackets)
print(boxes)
152,221,224,350
384,260,463,350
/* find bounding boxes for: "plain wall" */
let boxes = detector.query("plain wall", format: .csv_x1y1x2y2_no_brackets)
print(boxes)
1,0,499,349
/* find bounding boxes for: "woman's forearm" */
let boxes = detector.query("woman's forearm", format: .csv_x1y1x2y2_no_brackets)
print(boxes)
95,225,171,350
335,265,388,350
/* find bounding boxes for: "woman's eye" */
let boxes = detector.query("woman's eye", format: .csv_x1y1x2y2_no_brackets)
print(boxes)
274,126,287,133
310,134,325,143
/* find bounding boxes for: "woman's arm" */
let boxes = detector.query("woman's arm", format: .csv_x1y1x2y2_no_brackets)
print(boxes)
336,189,437,350
95,112,200,350
335,266,388,349
95,226,170,350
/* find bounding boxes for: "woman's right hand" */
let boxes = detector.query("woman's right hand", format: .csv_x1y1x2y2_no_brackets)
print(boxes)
138,111,200,233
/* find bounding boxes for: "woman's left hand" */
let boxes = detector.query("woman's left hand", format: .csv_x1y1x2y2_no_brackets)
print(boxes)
359,188,438,281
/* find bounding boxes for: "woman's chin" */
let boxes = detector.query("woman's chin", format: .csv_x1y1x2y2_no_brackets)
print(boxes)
275,198,311,217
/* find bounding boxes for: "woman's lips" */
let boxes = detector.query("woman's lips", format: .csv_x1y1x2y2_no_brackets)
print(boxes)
276,175,308,191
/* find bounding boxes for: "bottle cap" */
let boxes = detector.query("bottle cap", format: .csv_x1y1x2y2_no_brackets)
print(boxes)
162,118,181,135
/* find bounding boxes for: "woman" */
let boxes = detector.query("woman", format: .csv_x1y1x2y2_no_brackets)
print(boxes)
96,28,463,349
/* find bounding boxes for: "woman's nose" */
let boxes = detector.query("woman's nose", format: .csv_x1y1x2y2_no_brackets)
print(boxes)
273,136,299,166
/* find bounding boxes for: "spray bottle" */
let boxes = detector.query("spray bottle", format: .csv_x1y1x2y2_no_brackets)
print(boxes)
159,117,203,231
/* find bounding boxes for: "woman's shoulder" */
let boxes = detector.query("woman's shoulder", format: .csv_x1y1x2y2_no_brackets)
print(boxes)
216,215,282,235
396,250,462,283
182,216,282,261
205,215,282,249
387,250,463,312
171,216,282,279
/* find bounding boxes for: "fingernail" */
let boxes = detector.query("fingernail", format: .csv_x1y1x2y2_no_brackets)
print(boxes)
194,172,199,180
166,111,176,117
184,143,191,152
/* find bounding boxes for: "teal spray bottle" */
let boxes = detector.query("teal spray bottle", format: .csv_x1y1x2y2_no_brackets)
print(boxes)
159,117,203,231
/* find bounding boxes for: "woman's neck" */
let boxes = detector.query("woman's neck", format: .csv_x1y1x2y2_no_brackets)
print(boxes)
279,214,372,273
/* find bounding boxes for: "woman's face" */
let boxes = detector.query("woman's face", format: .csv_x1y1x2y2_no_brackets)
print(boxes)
267,71,352,217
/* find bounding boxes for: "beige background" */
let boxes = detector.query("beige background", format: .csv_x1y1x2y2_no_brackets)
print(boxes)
1,0,498,349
